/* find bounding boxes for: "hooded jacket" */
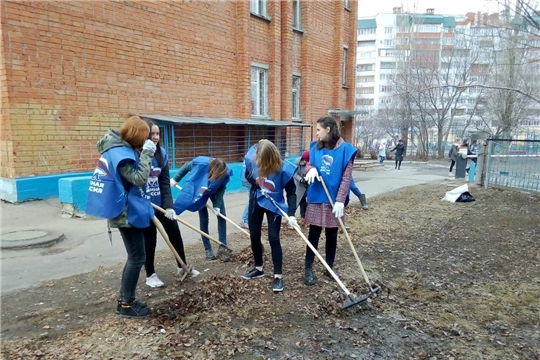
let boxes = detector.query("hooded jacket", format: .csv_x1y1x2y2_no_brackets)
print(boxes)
95,129,154,228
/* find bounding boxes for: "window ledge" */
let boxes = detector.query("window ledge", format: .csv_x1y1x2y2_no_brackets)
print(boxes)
292,118,303,123
250,12,272,22
251,116,272,121
293,27,305,34
342,85,349,89
344,7,351,12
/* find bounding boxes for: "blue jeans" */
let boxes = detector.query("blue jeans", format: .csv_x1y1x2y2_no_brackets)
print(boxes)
379,156,386,164
198,197,227,250
241,194,249,223
118,227,146,303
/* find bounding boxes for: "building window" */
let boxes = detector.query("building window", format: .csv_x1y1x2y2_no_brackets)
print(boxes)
380,62,396,69
250,0,268,17
357,40,376,48
380,97,392,104
358,87,374,94
292,75,300,119
358,28,376,35
342,47,348,86
292,0,301,29
251,66,268,117
383,39,394,47
358,64,374,71
384,27,393,34
357,75,374,82
380,85,393,92
344,0,349,9
357,99,374,106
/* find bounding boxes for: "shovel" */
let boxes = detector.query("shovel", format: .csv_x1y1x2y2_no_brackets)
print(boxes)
151,215,191,282
151,203,233,261
262,193,369,309
317,176,381,299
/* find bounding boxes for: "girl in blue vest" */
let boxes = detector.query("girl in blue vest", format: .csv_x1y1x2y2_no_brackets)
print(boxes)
170,157,232,261
142,121,200,288
303,117,357,286
85,116,155,318
241,139,298,292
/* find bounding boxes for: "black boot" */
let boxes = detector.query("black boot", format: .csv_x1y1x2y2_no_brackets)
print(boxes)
304,265,316,286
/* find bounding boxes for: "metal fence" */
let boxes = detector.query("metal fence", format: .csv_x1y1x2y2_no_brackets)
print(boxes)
485,138,540,192
160,124,310,167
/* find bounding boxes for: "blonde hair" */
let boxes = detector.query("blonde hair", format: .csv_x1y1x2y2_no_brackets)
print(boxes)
255,139,282,178
119,116,149,149
208,158,228,182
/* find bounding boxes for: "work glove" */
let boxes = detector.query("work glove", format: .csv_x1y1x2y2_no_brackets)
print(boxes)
332,202,344,218
260,187,271,197
165,208,176,220
212,207,220,216
170,178,178,187
305,168,319,184
287,216,298,229
142,139,156,154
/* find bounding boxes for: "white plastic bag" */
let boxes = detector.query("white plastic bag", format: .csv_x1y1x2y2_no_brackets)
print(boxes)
441,184,469,203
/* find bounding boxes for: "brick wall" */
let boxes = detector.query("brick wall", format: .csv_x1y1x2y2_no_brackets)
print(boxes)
0,0,357,181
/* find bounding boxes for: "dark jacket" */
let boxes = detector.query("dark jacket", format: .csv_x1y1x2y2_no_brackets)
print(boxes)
390,144,406,160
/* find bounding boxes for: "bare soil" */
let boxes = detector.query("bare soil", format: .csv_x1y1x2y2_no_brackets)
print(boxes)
2,182,539,359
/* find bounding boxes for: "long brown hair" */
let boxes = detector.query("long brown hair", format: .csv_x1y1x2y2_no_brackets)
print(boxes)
119,116,149,149
208,158,228,182
255,139,282,178
316,116,340,150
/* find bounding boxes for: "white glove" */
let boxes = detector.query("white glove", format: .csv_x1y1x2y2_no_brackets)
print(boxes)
287,216,298,228
212,207,220,216
142,139,156,154
165,208,176,220
332,202,344,218
260,187,271,196
170,178,178,187
305,168,319,184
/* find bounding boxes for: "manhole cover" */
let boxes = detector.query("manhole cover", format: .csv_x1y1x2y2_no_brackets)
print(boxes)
0,230,64,249
1,230,49,241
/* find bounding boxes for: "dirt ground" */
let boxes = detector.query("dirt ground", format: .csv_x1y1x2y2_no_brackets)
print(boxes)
2,181,539,359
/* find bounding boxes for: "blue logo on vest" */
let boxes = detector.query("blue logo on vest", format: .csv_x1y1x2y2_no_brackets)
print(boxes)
321,154,334,175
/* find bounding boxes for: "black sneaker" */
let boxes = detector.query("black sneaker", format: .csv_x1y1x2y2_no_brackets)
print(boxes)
325,269,337,282
273,277,284,292
241,268,265,280
116,299,148,313
119,300,151,318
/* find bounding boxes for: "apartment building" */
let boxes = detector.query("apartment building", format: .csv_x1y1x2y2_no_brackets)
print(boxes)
0,0,358,202
355,7,540,144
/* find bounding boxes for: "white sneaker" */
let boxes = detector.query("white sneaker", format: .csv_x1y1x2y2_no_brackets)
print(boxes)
448,172,453,177
146,273,165,288
177,267,200,278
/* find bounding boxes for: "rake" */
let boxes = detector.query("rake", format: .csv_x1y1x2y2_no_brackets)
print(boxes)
151,215,191,282
262,193,369,309
151,203,233,261
317,176,381,299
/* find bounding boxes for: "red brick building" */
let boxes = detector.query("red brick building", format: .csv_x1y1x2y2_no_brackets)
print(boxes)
0,0,357,202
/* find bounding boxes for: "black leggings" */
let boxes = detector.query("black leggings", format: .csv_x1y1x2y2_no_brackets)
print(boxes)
248,197,283,275
143,210,186,277
395,159,402,168
305,225,338,269
449,160,455,172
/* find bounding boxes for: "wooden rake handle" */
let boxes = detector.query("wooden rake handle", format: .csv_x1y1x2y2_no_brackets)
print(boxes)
151,215,190,273
262,195,353,297
317,176,372,286
151,202,232,251
205,204,250,238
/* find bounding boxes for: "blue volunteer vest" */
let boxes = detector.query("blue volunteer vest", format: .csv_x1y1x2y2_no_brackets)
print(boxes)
86,145,154,228
307,140,357,204
173,156,232,214
145,147,168,207
244,145,297,215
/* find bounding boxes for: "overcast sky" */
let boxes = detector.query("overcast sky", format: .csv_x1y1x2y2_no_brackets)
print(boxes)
358,0,505,18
